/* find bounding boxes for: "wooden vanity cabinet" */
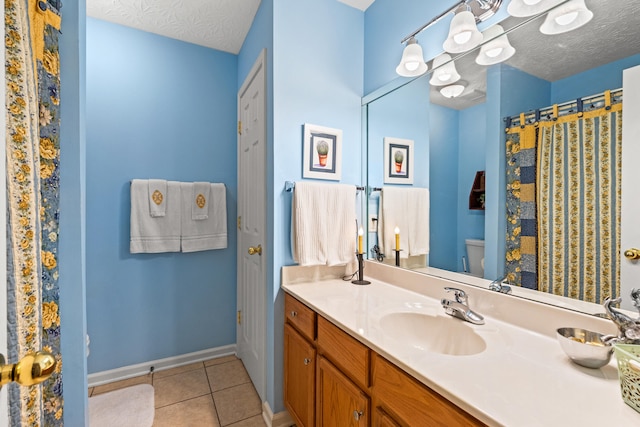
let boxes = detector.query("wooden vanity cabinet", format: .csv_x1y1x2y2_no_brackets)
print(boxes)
284,293,485,427
284,294,317,427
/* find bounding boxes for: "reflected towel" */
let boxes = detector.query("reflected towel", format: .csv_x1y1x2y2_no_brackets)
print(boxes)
292,181,357,269
378,187,429,258
192,182,210,220
181,182,227,252
148,179,167,217
130,180,181,253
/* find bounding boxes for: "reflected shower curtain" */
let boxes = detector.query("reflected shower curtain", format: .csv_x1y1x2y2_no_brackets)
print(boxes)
505,96,622,304
6,0,63,425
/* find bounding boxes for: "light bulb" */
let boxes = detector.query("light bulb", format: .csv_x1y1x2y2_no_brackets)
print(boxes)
405,61,419,71
523,0,541,5
485,47,503,58
453,30,472,45
555,11,578,26
438,72,452,82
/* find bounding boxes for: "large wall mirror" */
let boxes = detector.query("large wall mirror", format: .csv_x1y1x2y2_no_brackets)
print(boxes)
365,0,640,313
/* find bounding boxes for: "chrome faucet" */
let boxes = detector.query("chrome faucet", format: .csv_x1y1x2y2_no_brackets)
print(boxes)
603,296,640,344
441,287,485,325
489,277,512,294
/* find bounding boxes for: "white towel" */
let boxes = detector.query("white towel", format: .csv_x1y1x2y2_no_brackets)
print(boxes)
181,182,227,252
292,181,357,270
192,182,210,220
378,187,429,259
148,179,167,217
130,180,181,253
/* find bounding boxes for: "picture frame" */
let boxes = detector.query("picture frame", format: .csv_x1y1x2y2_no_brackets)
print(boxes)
384,137,414,184
302,123,342,181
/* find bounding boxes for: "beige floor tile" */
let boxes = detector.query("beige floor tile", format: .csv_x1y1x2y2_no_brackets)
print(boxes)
88,387,93,397
152,395,220,427
226,415,267,427
92,375,152,396
153,362,204,380
213,383,261,426
204,355,239,367
154,368,212,408
206,360,250,392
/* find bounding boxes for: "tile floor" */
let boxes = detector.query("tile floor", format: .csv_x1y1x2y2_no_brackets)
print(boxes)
88,355,267,427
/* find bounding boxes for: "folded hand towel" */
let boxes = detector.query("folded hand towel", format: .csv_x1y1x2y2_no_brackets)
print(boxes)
408,187,430,256
130,180,181,253
292,181,357,269
181,183,227,252
192,182,210,220
148,179,167,217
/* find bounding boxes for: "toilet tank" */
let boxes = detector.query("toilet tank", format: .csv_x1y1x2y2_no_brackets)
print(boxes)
465,239,485,277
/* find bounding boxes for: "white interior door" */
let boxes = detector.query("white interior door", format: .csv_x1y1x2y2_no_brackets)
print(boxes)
237,49,267,401
620,65,640,310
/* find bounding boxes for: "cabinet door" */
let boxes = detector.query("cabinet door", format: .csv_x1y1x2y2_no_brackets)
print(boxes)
316,356,369,427
284,324,316,427
373,406,402,427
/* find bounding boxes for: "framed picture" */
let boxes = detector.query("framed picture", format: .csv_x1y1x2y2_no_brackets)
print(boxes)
302,123,342,180
384,137,414,184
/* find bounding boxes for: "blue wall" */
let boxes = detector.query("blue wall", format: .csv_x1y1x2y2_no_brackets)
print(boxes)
429,103,459,271
270,0,364,412
85,18,238,373
60,0,88,424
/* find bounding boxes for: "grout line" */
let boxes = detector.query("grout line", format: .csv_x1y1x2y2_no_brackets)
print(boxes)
154,391,213,410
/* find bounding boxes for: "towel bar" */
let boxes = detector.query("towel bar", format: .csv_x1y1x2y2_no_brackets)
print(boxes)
284,181,370,192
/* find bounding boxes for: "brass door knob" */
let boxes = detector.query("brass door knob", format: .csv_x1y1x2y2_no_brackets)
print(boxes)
248,245,262,256
625,248,640,260
0,351,56,389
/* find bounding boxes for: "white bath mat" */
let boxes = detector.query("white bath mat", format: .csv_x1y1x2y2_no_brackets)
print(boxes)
89,384,154,427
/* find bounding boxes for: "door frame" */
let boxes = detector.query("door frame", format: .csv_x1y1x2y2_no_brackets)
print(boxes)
236,48,267,400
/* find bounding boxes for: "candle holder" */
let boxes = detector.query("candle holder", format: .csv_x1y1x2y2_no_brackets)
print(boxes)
352,253,371,285
394,249,403,267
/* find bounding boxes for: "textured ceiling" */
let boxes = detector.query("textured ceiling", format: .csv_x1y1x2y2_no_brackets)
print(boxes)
86,0,262,54
86,0,375,54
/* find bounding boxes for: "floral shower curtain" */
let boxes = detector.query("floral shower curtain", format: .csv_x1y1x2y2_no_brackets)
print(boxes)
505,92,622,304
6,0,63,425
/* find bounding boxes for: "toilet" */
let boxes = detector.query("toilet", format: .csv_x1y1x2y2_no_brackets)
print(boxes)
465,239,485,277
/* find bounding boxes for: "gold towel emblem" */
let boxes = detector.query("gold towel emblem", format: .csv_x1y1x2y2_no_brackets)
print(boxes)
196,194,206,209
152,190,164,205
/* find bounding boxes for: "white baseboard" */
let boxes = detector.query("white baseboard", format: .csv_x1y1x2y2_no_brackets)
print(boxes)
88,344,237,387
262,401,294,427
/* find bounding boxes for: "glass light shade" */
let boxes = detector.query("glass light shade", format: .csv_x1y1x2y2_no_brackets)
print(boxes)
540,0,593,35
395,38,428,77
429,54,461,86
507,0,563,17
443,10,483,54
440,84,465,98
475,25,516,66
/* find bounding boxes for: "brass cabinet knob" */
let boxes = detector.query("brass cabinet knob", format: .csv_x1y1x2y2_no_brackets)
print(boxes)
624,248,640,260
303,358,311,366
248,245,262,256
0,351,56,389
353,410,363,421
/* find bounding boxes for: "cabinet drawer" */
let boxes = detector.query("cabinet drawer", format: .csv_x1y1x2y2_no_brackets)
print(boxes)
372,354,486,427
317,316,370,390
285,293,316,341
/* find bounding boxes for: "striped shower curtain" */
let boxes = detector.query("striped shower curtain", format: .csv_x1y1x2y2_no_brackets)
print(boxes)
6,0,63,424
505,95,622,304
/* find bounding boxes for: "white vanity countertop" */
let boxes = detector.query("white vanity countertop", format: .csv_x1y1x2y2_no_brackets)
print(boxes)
281,266,639,426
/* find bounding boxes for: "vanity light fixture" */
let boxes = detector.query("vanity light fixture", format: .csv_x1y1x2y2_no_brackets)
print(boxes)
440,83,466,98
475,24,516,65
396,0,503,77
443,6,484,54
429,53,461,86
539,0,593,35
395,37,428,77
506,0,563,17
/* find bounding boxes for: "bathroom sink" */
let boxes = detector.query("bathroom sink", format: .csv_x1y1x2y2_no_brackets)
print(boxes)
379,312,487,356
